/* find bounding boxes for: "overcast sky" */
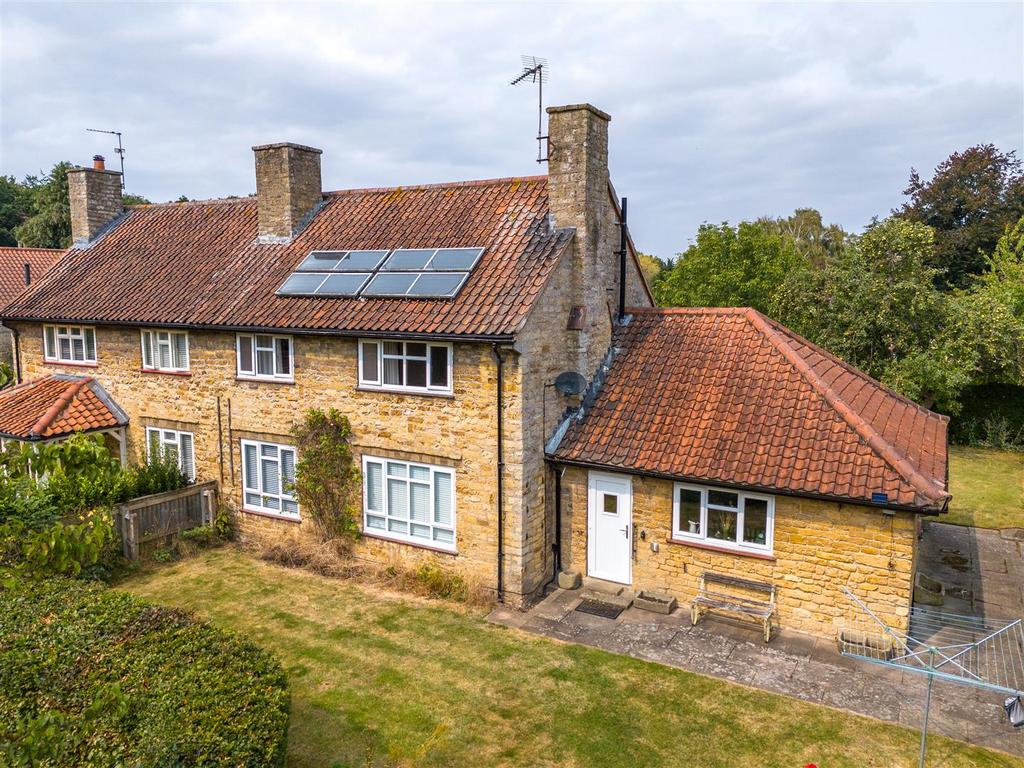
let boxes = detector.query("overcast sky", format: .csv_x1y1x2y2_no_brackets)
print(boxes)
1,1,1021,258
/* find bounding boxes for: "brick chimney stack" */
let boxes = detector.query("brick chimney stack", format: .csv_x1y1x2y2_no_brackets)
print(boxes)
252,142,323,243
68,156,123,245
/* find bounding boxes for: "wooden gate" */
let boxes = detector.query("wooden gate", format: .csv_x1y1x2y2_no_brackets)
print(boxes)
115,480,218,560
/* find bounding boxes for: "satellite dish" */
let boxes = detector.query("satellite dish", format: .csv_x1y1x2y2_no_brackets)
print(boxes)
554,371,587,396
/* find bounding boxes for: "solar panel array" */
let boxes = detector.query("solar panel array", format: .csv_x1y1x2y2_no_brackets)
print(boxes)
277,248,485,299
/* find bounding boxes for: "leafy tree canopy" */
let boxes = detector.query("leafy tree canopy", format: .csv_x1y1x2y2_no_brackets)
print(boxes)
897,144,1024,288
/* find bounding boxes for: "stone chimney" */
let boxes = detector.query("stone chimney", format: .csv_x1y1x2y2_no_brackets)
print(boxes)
68,155,123,245
545,104,618,372
252,142,323,243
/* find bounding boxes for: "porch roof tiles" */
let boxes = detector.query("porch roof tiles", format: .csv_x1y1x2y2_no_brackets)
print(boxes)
0,374,128,441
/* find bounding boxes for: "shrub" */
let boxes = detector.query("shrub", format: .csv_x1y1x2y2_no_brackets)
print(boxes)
0,577,290,767
948,384,1024,449
0,509,114,578
291,408,360,544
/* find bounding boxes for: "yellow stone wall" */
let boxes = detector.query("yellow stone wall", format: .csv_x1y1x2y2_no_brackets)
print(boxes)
559,466,917,637
13,321,529,598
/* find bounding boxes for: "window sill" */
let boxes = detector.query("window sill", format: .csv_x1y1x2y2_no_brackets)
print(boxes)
356,386,454,399
44,359,98,368
667,537,776,561
141,368,192,377
236,376,295,385
242,507,301,524
362,531,457,556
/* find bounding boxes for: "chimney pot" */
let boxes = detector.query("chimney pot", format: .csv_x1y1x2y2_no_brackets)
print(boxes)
92,155,105,170
252,142,323,243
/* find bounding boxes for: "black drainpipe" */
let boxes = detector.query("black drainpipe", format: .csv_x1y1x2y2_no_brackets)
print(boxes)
546,463,563,590
617,196,628,323
10,326,21,383
492,344,505,602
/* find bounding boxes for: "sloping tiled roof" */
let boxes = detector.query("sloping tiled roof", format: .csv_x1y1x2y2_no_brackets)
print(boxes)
1,177,573,339
0,374,128,440
0,247,66,310
551,308,950,511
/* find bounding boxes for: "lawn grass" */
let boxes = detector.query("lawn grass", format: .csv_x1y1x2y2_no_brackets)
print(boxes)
943,446,1024,529
121,549,1020,768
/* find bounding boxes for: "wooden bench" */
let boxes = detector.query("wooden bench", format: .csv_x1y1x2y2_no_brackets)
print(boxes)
690,572,777,643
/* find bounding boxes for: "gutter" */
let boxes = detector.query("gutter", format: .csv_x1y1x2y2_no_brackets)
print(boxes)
546,456,949,516
0,316,517,345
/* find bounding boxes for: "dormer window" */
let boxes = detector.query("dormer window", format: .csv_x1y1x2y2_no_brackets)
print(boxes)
358,339,452,395
43,324,96,365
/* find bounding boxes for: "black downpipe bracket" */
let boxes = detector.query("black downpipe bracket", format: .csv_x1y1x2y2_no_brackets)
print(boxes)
617,197,628,323
492,344,505,602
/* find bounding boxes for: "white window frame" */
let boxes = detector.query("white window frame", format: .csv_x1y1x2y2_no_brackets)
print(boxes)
43,324,97,365
672,483,774,554
362,455,456,551
241,439,298,518
140,329,190,373
236,333,294,382
358,339,453,395
145,427,196,481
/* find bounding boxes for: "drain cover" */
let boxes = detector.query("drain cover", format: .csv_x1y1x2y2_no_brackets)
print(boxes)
575,598,626,620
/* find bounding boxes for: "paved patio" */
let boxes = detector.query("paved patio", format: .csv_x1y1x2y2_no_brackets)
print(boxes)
488,521,1024,756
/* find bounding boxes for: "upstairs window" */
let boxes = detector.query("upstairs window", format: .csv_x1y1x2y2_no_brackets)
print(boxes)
672,483,774,554
358,340,452,394
237,333,293,382
146,427,195,481
141,329,189,373
43,325,96,365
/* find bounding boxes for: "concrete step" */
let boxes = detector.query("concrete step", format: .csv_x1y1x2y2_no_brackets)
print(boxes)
580,578,635,609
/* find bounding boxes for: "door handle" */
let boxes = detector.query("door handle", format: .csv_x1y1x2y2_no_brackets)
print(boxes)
621,525,629,538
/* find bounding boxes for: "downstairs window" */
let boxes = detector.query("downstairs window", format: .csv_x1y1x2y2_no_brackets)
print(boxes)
362,456,455,550
673,484,774,553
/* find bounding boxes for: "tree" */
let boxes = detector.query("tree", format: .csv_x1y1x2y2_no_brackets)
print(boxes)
635,251,664,286
14,162,73,248
0,176,34,246
122,193,151,206
653,213,819,315
780,218,970,410
897,145,1024,288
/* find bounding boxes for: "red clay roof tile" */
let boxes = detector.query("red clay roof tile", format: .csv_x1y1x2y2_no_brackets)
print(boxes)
0,247,66,310
1,178,571,338
0,374,127,440
552,307,950,511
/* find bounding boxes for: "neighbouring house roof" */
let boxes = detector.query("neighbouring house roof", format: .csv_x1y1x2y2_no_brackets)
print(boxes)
0,374,128,441
551,307,950,511
0,247,66,312
1,177,574,339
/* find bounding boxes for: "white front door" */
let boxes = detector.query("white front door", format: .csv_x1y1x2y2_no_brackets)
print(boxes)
587,472,632,584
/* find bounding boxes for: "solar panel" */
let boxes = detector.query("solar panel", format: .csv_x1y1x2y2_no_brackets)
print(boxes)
383,249,435,271
315,273,371,296
279,247,484,299
278,273,328,295
428,248,484,271
408,272,469,297
297,251,347,271
362,272,419,296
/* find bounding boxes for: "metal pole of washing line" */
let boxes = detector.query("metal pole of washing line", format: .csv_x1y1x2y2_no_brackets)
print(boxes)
919,647,936,768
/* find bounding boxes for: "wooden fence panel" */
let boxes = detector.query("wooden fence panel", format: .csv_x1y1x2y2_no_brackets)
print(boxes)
115,481,218,561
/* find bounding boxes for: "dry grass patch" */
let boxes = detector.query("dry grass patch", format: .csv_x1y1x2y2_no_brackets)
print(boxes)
121,548,1020,768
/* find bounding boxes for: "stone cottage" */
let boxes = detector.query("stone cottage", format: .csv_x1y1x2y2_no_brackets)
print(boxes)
0,102,950,636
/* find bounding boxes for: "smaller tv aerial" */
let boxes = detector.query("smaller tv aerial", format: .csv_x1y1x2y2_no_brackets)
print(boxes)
86,128,126,188
510,55,548,164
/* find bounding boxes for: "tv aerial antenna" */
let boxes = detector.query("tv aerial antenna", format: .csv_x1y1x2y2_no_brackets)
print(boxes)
86,128,126,188
510,55,548,164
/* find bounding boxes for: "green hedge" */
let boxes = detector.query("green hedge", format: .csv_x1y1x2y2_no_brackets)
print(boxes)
948,384,1024,449
0,577,289,766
